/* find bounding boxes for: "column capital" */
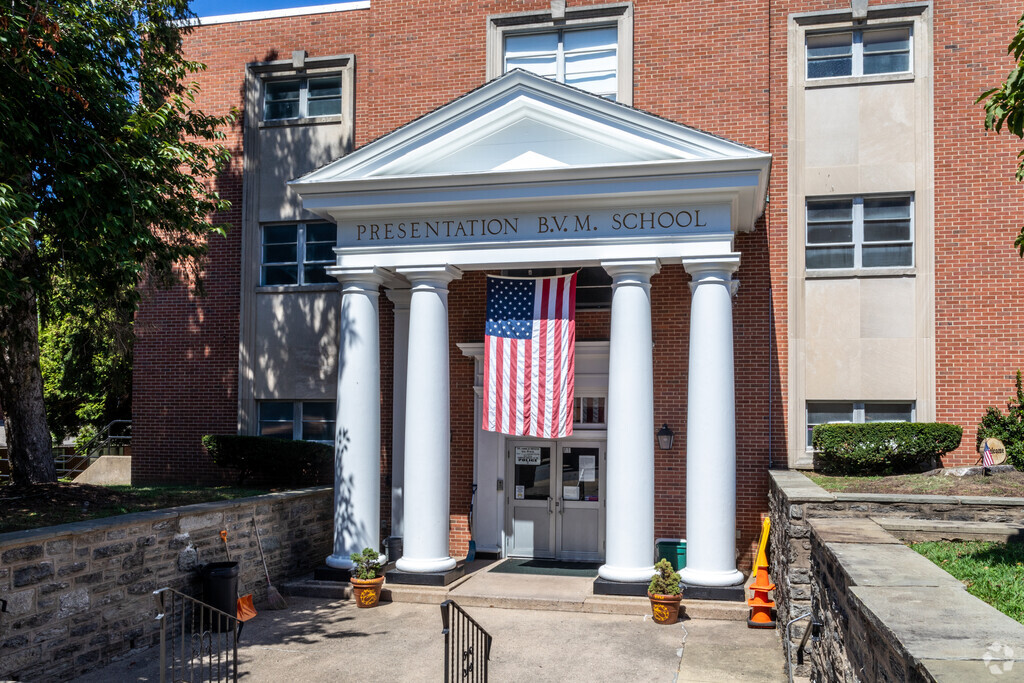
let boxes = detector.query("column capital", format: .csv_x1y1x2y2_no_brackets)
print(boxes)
681,255,740,282
601,259,660,285
327,266,391,289
396,264,462,288
384,287,412,308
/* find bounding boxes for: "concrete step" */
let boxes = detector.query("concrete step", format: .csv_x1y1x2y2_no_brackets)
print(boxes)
280,577,352,600
872,516,1024,544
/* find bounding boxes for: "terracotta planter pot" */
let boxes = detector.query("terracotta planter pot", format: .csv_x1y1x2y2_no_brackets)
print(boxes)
350,575,385,608
648,592,682,624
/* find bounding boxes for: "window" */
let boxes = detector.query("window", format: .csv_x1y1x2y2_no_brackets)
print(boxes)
574,396,606,428
504,26,618,98
806,195,913,270
263,76,342,121
259,401,335,443
261,222,337,286
806,26,911,80
502,266,612,310
806,401,915,448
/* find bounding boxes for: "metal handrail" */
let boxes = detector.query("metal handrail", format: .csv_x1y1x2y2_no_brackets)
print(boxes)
154,586,239,683
57,419,131,479
441,599,492,682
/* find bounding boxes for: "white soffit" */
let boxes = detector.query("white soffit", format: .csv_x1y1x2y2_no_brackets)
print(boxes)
291,70,771,230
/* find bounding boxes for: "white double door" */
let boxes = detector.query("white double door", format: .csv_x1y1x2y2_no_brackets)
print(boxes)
505,440,605,562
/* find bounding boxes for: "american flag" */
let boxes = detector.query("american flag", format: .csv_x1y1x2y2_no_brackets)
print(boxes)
483,273,576,438
983,440,994,467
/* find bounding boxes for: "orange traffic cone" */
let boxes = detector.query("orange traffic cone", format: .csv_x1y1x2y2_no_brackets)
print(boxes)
747,517,776,629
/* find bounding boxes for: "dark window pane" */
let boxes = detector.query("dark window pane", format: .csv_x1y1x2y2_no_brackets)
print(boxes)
863,28,910,54
266,80,300,101
301,402,335,441
807,200,853,222
806,246,854,269
807,222,853,244
574,397,606,425
260,402,293,421
263,224,298,244
864,198,911,220
808,58,853,79
308,77,341,98
306,223,337,242
865,402,914,422
577,266,612,287
514,447,551,500
863,52,909,75
305,242,336,262
262,264,298,286
807,33,852,58
863,220,911,242
265,101,298,120
264,244,297,264
862,244,913,267
259,402,294,439
307,98,342,117
304,265,335,284
807,402,854,424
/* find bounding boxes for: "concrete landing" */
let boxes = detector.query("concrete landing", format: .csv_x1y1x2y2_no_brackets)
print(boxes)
285,558,749,620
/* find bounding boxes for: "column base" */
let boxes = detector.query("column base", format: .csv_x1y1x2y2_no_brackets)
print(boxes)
325,554,354,570
386,565,465,587
396,555,457,573
678,566,745,587
593,576,649,597
680,581,746,602
314,565,351,582
598,563,656,583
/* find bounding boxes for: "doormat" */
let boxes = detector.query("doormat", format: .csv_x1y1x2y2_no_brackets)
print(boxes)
490,559,602,577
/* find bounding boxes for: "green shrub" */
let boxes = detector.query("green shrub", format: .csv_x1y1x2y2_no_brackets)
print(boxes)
977,370,1024,471
201,435,333,486
350,547,384,580
812,422,962,475
648,558,682,596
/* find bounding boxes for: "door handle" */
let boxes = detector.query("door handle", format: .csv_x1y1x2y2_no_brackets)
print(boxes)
557,499,564,515
547,497,554,514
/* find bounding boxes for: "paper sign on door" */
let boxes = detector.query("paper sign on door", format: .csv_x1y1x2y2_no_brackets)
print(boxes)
515,447,542,466
515,485,525,500
579,455,597,482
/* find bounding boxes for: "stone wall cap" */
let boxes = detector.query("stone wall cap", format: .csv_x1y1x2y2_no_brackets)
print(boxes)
808,517,901,544
0,486,331,548
873,517,1024,533
826,542,965,588
833,492,960,504
769,470,835,502
955,495,1024,507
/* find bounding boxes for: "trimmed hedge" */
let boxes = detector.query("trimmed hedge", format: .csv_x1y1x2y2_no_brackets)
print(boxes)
812,422,963,475
202,435,333,486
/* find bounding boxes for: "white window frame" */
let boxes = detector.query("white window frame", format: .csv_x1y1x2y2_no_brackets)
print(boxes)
805,24,913,81
260,222,338,287
486,3,633,105
258,401,336,444
805,194,914,271
263,75,344,122
573,395,608,430
806,401,916,449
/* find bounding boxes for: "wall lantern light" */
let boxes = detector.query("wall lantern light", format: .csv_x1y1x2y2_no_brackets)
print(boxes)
657,423,674,451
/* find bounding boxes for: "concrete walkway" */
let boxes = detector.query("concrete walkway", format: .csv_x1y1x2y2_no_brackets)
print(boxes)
72,596,786,682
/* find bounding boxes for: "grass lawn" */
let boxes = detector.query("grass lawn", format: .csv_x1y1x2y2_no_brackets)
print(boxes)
0,482,272,534
805,470,1024,497
911,540,1024,625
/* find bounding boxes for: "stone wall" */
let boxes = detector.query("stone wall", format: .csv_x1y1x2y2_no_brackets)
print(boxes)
769,471,1024,678
0,487,331,681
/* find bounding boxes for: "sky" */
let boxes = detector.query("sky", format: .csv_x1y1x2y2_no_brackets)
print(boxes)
190,0,350,18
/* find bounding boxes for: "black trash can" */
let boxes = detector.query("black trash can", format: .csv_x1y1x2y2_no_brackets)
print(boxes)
201,561,238,631
385,536,403,564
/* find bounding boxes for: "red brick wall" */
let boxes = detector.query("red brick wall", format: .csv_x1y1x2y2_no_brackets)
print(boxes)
134,0,1024,564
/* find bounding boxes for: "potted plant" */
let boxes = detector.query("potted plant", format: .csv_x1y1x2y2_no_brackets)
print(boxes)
349,547,385,608
648,558,683,624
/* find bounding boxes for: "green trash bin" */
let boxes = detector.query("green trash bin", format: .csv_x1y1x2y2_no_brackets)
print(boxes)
656,538,686,571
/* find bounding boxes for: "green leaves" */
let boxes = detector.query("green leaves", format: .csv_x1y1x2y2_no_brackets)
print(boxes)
976,370,1024,471
812,422,964,475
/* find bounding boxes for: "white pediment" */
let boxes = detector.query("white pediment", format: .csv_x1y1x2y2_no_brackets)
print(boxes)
294,70,767,182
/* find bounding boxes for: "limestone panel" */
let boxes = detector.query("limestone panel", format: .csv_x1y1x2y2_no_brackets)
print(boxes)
254,291,340,398
258,124,346,222
805,87,859,168
860,277,916,338
858,82,916,171
804,278,860,339
805,338,862,398
860,338,917,398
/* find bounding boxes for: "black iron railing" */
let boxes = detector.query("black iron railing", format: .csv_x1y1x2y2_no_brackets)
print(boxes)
154,587,239,683
440,599,492,683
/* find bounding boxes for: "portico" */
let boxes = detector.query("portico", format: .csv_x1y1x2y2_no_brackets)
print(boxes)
292,70,770,589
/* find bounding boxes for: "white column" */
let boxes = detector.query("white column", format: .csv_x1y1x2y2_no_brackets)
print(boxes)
385,288,411,539
599,259,659,583
678,256,744,587
395,266,461,573
326,268,385,569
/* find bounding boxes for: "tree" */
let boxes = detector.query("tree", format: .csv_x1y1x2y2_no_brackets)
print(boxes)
978,10,1024,255
0,1,235,484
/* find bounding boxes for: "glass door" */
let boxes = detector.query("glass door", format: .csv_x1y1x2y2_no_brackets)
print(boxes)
556,444,603,561
506,442,556,558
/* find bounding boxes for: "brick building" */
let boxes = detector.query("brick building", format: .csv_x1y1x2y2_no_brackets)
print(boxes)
132,0,1024,590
